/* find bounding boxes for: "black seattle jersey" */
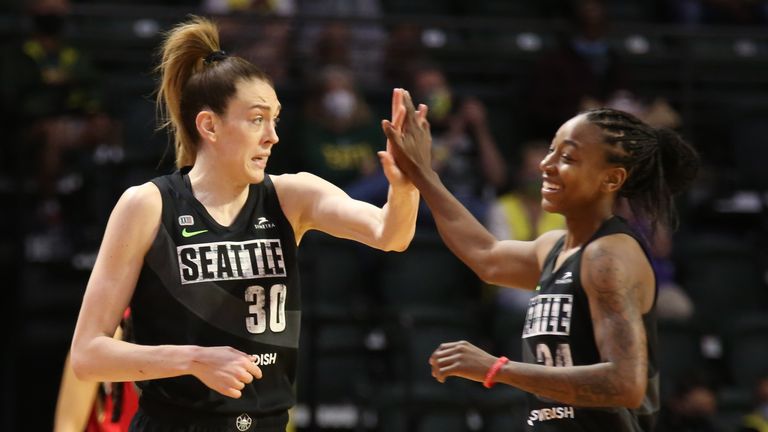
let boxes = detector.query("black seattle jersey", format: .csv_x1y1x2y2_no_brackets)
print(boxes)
521,216,659,431
131,169,300,416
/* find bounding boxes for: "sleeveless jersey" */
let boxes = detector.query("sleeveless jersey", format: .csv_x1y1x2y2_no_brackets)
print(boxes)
131,169,300,417
521,216,659,431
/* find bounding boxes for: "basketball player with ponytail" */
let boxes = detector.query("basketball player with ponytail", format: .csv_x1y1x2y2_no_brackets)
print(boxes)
385,107,699,431
70,16,423,431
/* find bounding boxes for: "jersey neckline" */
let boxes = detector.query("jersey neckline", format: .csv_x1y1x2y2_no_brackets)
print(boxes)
546,215,623,275
178,168,259,233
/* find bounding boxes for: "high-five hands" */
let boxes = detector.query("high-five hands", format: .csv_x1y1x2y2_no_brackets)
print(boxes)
381,89,432,184
377,88,410,189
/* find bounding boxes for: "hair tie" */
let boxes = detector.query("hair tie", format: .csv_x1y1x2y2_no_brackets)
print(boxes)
204,50,228,65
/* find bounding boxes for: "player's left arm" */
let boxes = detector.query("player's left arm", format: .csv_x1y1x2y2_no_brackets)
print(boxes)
272,171,419,251
272,87,419,251
507,234,649,407
552,234,650,407
430,234,651,408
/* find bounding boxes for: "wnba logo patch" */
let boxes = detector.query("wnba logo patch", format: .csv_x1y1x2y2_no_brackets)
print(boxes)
178,215,194,226
236,413,252,431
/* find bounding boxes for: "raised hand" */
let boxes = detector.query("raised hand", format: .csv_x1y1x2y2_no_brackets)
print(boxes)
382,89,432,184
189,346,263,398
378,88,411,189
387,87,407,154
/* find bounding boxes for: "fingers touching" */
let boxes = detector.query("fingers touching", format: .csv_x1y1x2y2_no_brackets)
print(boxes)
392,88,406,131
417,104,429,127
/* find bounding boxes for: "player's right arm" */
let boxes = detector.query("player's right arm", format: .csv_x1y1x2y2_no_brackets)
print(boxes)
406,170,561,289
385,96,563,290
70,183,260,398
392,167,561,290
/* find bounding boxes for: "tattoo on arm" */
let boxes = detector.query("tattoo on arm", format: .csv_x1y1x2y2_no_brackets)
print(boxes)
574,380,623,403
503,244,648,407
576,246,646,404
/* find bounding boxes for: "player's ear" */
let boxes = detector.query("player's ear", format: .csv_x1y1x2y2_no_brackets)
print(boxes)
196,110,217,142
601,167,627,193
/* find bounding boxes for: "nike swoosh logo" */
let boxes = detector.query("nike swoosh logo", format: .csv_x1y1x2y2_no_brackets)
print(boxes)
181,228,209,238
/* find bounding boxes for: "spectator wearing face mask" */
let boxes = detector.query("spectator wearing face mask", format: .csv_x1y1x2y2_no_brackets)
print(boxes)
298,66,382,188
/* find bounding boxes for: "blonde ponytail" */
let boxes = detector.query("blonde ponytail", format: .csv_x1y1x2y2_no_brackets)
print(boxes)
155,16,220,168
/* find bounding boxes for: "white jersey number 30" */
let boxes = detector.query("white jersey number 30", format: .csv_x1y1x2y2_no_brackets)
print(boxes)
245,284,287,334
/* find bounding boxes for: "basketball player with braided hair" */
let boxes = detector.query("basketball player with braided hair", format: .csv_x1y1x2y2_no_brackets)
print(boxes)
384,107,699,431
70,16,424,431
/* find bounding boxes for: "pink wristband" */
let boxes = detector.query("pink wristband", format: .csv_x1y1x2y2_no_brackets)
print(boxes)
483,356,509,388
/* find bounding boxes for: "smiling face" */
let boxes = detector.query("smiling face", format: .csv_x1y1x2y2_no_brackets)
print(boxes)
539,114,626,217
212,78,281,184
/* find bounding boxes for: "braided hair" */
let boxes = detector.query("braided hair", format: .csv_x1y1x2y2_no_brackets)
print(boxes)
585,108,699,232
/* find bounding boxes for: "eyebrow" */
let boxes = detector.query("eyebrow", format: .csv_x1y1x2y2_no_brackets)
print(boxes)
249,103,282,112
563,139,582,148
